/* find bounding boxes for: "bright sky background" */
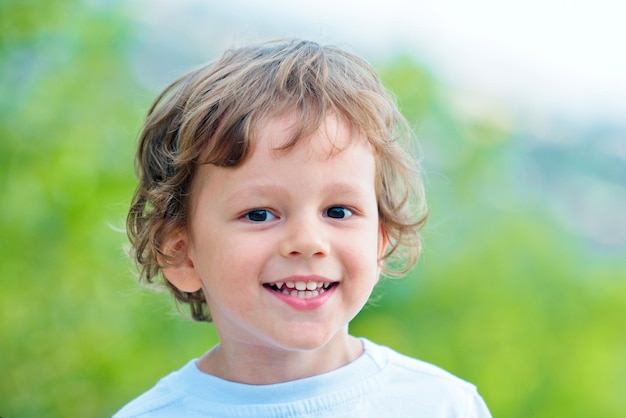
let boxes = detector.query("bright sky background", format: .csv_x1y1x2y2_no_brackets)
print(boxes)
130,0,626,246
135,0,626,122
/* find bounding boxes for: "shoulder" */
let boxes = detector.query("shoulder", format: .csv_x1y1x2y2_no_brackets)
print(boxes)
363,338,475,388
369,339,473,385
361,339,491,417
112,360,198,418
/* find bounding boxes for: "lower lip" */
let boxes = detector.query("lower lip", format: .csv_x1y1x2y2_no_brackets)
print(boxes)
267,285,336,310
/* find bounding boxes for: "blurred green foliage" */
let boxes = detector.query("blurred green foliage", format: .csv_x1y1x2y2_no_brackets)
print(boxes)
1,2,625,417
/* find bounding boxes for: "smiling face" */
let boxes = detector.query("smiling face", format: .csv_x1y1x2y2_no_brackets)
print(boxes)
163,112,386,359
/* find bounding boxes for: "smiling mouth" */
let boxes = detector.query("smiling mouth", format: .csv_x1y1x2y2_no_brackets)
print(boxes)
264,281,337,299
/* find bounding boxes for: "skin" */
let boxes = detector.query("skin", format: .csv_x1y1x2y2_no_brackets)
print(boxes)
163,112,387,384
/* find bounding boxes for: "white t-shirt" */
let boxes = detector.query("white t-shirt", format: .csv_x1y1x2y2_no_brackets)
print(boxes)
113,338,491,417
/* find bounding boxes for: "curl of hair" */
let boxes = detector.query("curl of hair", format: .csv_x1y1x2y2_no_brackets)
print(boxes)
126,39,428,322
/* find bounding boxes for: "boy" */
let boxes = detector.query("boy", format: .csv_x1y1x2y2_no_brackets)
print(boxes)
116,39,490,417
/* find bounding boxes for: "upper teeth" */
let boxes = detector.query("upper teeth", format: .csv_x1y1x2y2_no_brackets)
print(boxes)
276,281,329,291
269,281,333,299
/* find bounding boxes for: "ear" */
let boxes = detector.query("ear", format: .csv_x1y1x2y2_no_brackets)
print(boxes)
159,232,203,293
377,223,389,263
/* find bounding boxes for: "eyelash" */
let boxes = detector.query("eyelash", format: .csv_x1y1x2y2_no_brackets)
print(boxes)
324,206,353,219
243,206,354,222
244,209,277,222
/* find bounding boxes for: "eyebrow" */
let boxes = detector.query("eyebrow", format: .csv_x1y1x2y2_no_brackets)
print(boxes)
231,183,286,196
226,181,370,204
322,182,371,198
223,183,287,206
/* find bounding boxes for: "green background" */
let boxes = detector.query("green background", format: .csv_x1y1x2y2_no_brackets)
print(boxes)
2,2,625,417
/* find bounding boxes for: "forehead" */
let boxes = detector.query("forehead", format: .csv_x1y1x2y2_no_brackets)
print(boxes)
190,111,377,204
253,111,366,159
188,111,380,224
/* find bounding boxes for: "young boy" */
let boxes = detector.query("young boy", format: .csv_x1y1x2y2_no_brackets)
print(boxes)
115,39,491,417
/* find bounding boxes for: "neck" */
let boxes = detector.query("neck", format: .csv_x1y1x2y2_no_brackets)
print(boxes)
196,332,363,385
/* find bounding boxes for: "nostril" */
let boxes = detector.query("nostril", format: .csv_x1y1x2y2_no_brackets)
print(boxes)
288,250,325,257
279,225,330,258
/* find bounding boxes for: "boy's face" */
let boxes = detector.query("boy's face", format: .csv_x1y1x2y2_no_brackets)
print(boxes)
165,113,386,354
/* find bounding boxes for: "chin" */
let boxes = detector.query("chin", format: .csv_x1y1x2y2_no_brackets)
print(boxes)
268,324,349,353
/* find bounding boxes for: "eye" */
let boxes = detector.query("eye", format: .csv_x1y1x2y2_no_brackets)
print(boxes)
324,206,353,219
245,209,277,222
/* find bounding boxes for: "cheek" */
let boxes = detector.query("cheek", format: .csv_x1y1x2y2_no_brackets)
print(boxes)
198,245,262,314
195,233,271,285
342,230,382,279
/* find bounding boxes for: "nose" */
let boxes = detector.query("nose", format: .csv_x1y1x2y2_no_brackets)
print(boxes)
279,215,330,258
